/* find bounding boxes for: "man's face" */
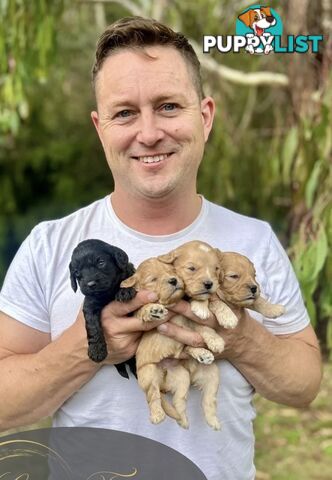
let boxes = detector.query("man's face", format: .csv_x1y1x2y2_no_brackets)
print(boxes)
91,46,215,200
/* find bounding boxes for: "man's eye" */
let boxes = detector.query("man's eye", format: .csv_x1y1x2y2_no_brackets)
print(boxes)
115,110,132,118
161,103,177,112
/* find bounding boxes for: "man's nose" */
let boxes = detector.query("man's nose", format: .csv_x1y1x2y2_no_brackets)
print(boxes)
136,111,165,145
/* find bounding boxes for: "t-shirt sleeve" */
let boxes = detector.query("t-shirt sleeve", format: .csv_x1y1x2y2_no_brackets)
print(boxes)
260,227,310,335
0,225,51,332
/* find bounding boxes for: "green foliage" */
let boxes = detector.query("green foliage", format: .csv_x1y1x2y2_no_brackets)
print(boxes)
0,0,64,135
287,81,332,353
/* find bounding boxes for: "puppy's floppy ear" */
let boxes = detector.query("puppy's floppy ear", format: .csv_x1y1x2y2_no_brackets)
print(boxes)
110,246,129,270
69,262,78,292
261,6,272,17
121,274,138,289
238,10,253,27
157,250,177,264
214,249,225,282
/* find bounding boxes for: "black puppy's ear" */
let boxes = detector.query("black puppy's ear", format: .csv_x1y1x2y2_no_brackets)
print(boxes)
111,246,129,270
69,262,78,292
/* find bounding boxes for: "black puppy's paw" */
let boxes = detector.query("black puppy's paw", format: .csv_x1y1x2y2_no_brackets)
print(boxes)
115,287,137,303
88,342,108,363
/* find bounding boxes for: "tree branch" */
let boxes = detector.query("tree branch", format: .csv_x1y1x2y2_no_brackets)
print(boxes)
191,40,289,87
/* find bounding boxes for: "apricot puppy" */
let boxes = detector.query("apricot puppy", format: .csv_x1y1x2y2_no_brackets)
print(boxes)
122,241,226,430
121,256,217,429
210,251,285,325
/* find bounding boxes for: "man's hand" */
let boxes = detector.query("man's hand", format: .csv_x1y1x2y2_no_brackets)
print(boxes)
156,299,245,359
99,290,172,365
156,300,322,407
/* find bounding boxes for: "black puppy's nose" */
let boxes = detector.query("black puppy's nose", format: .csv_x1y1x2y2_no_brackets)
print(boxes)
168,277,178,286
267,16,274,23
87,280,97,288
204,281,213,290
250,285,257,294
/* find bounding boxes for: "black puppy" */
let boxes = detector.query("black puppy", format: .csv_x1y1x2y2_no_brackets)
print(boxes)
69,239,137,378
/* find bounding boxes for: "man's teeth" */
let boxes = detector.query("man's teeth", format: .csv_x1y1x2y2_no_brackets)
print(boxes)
140,154,169,163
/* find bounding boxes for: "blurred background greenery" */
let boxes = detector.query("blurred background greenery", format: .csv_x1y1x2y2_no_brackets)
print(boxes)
0,0,331,477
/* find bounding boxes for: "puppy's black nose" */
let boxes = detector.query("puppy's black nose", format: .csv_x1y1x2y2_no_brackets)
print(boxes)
250,285,257,294
204,281,213,290
267,16,274,23
87,280,97,288
168,277,178,286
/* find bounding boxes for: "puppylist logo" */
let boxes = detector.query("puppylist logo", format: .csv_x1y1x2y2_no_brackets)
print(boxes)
203,5,323,55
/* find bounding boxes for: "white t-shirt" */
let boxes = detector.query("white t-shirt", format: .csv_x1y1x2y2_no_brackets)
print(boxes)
0,195,309,480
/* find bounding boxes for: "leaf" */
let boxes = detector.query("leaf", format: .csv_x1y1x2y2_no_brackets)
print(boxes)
282,127,298,184
305,160,322,209
293,224,328,285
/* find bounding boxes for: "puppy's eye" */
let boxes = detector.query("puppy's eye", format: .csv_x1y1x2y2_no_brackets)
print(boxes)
150,277,158,282
187,266,196,272
97,259,106,267
228,274,239,279
216,266,220,272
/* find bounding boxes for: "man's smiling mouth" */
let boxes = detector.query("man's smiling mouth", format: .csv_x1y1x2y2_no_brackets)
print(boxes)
132,153,173,164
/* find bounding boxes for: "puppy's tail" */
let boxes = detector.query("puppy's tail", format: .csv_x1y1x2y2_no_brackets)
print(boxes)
161,394,181,421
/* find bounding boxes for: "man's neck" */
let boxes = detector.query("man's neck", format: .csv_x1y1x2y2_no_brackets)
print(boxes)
110,190,202,235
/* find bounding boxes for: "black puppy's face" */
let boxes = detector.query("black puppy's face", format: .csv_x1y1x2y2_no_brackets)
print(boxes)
69,240,134,297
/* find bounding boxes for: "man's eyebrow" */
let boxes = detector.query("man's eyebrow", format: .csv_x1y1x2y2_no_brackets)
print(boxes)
107,93,187,110
152,93,187,103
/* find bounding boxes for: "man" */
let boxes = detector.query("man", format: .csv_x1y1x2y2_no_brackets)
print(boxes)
0,17,321,480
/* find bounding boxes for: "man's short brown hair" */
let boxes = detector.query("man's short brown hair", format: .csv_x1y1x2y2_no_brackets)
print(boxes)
92,16,204,99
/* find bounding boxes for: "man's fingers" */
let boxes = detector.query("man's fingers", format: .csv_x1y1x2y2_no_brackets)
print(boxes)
110,315,170,334
156,322,205,348
104,290,158,316
168,299,216,327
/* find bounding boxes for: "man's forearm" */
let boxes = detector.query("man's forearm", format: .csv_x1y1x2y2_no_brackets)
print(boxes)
0,321,100,432
221,312,322,407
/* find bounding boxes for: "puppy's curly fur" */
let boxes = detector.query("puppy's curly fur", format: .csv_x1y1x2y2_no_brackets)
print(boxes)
69,239,136,378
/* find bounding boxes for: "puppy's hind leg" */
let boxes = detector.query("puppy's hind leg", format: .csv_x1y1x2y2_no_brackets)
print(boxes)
164,365,191,429
138,364,166,425
188,361,221,430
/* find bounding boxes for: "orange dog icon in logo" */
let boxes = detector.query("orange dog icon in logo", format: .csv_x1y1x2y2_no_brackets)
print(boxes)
238,6,276,54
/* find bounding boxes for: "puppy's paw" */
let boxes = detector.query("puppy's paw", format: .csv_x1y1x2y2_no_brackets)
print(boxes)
263,303,286,318
220,313,238,329
143,304,168,322
191,300,211,320
264,44,273,54
150,408,166,424
190,348,215,365
205,336,225,354
177,415,189,429
207,416,221,431
115,287,137,302
88,342,108,363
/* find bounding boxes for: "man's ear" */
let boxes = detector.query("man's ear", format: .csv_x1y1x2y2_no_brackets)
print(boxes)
201,96,215,142
121,274,137,288
69,263,78,292
91,110,106,151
